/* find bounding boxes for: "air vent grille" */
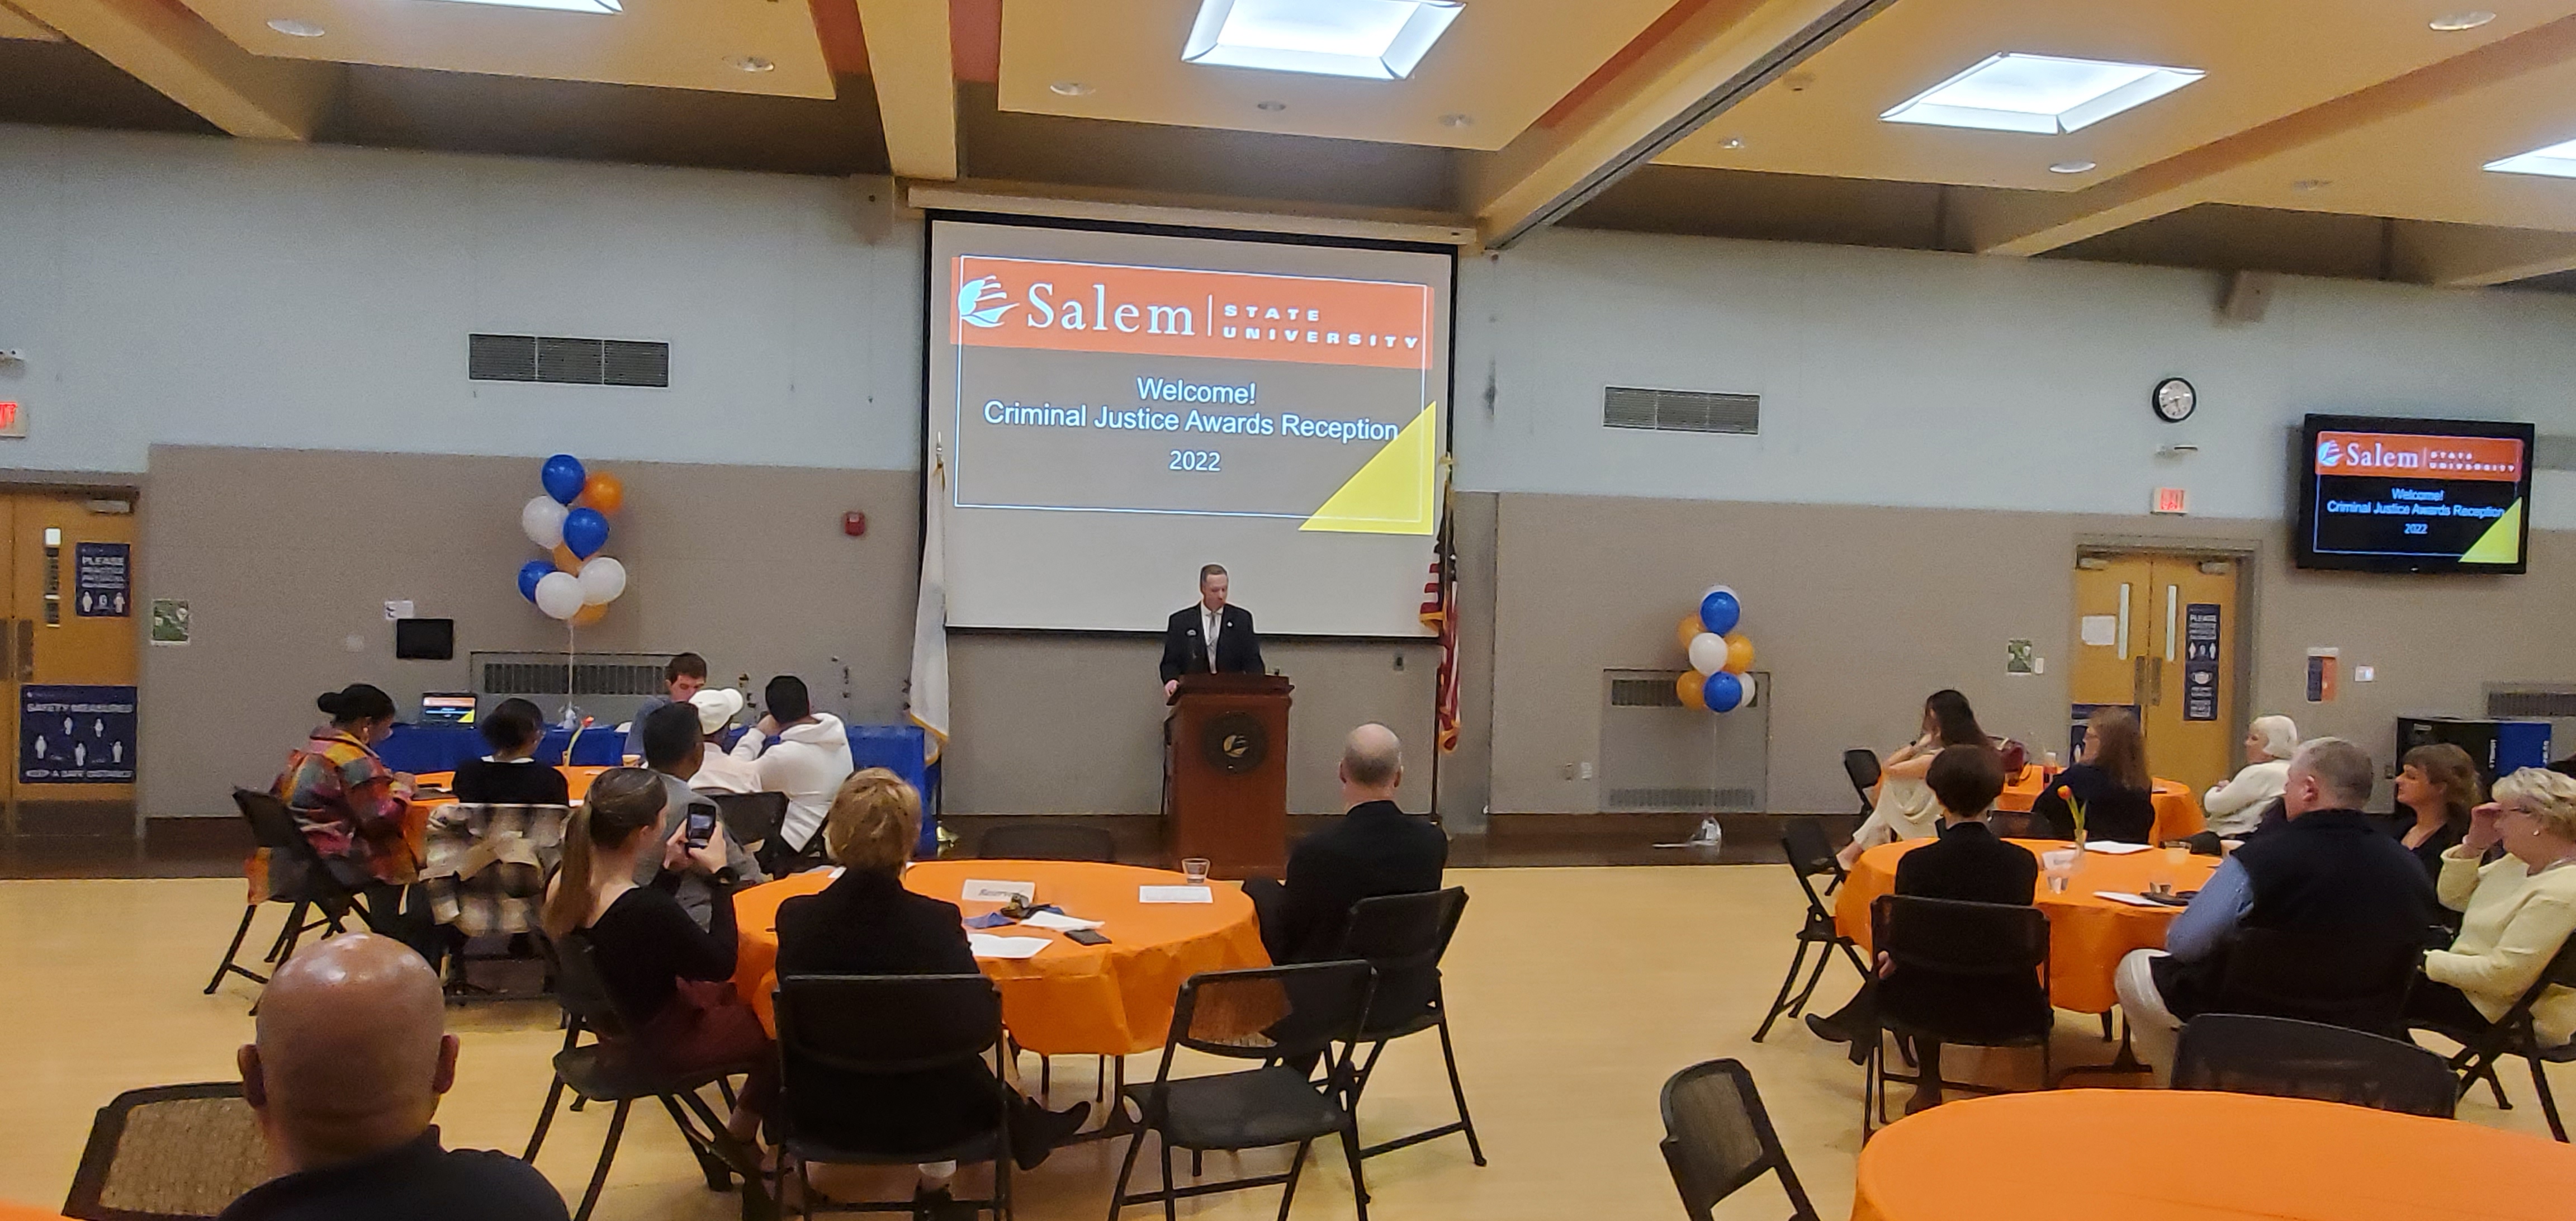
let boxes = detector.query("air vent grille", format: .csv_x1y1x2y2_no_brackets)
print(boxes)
2489,689,2576,719
1604,387,1759,434
470,334,670,388
1610,678,1684,707
480,661,666,698
1607,787,1762,811
2536,435,2576,472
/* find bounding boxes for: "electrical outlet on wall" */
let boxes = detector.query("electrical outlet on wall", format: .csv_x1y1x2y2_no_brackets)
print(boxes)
1579,761,1594,780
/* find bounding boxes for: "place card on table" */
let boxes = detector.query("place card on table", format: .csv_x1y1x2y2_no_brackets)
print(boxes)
2083,841,2152,855
961,878,1038,904
1139,885,1214,904
1021,910,1104,931
968,934,1051,960
2092,891,2167,907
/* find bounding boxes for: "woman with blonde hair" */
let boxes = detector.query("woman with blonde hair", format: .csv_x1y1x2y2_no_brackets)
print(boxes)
540,766,770,1155
2203,714,2298,836
771,770,1088,1212
2391,742,2482,878
2407,768,2576,1050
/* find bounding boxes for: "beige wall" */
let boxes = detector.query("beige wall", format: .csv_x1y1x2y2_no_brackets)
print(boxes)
1488,492,2576,815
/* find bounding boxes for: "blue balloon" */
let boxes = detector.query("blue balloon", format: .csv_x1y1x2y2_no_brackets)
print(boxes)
1704,670,1745,713
1699,589,1742,636
541,453,587,505
517,559,553,603
561,507,610,559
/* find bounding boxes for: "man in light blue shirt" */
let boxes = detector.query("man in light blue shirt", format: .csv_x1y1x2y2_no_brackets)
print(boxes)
620,652,707,764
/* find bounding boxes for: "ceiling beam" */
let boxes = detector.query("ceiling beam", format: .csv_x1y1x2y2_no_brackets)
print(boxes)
11,0,335,139
1466,0,1891,249
1954,13,2576,258
2391,220,2576,287
0,2,63,41
853,0,957,181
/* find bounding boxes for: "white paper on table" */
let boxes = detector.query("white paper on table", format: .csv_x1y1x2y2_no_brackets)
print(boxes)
1139,885,1214,904
1021,910,1104,931
961,879,1038,904
2092,891,2167,908
2080,615,2118,647
2084,841,2152,855
968,934,1051,959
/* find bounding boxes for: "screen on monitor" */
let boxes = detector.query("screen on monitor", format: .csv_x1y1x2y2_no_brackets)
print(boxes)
2293,414,2534,574
927,217,1454,636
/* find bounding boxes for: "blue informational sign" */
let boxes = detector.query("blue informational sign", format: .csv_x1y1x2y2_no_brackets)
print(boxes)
20,684,138,784
73,542,130,618
2182,603,2222,722
2071,702,2143,760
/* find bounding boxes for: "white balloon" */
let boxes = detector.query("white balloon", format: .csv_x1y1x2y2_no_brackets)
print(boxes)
1687,632,1730,675
1701,583,1739,602
534,571,585,620
522,496,568,550
577,556,627,605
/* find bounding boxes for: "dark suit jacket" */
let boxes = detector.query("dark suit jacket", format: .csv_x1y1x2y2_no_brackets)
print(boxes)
773,869,1004,1154
1273,799,1447,963
1159,603,1263,683
1894,820,2038,906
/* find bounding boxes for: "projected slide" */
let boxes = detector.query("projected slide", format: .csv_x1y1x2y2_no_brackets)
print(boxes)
931,221,1452,636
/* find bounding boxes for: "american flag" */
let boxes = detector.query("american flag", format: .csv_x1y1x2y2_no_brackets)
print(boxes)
1421,518,1458,753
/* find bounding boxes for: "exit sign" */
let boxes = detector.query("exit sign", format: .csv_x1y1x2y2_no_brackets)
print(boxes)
0,401,22,439
2152,486,2189,515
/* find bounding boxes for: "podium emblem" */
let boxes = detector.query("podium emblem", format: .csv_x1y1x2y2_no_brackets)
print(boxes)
1201,711,1268,775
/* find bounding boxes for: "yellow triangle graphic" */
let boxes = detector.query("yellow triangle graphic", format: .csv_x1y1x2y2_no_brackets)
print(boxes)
1300,403,1438,535
2460,498,2524,565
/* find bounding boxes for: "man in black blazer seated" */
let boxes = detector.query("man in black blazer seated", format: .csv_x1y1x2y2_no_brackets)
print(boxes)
1244,723,1447,963
1160,564,1264,699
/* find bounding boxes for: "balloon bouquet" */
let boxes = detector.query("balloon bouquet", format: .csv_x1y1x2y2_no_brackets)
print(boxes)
1675,585,1755,713
516,454,629,627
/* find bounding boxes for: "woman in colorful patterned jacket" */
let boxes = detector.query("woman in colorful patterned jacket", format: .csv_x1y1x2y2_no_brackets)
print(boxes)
275,683,438,963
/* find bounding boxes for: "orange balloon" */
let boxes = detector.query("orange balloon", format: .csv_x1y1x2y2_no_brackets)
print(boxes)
1725,634,1756,673
551,543,581,573
569,602,607,627
577,471,624,515
1677,614,1704,654
1676,670,1707,710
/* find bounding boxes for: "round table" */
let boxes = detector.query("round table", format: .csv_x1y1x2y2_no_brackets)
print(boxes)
411,765,606,807
732,859,1271,1056
1853,1090,2576,1221
1834,838,2218,1013
1996,768,2206,844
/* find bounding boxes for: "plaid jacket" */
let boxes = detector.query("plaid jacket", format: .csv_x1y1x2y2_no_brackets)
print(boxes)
422,803,571,936
275,729,417,885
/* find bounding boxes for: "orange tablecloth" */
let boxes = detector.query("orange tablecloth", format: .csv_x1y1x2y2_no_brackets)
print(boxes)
1834,837,2217,1013
1853,1090,2576,1221
732,859,1270,1057
411,765,606,807
1997,767,2205,844
0,1203,72,1220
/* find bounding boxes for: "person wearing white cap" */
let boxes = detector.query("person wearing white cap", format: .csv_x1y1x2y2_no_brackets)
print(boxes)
687,688,764,796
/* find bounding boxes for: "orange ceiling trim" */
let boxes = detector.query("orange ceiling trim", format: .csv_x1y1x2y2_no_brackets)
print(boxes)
1534,0,1729,130
951,0,999,83
808,0,869,76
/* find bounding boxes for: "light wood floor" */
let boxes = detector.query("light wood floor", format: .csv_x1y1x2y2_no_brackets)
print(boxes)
4,867,2569,1220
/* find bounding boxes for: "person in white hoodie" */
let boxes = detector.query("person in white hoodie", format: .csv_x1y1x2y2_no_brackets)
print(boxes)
685,688,765,796
728,675,853,857
2203,714,2299,836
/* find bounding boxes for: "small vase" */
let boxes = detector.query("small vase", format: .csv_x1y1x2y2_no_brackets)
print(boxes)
2072,826,2089,851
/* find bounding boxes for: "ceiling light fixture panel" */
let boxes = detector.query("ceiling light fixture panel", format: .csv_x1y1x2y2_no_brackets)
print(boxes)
1182,0,1461,81
2486,136,2576,178
418,0,621,14
1882,51,2204,134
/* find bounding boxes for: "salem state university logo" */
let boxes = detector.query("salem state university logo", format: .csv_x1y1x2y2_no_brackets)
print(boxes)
957,276,1016,328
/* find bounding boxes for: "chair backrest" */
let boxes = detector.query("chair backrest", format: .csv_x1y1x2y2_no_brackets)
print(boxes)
2214,926,2419,1034
774,973,1002,1074
1658,1059,1813,1221
231,788,320,863
1840,750,1881,813
63,1082,270,1221
1872,895,2048,977
2174,1013,2458,1118
548,932,636,1039
1159,960,1376,1071
710,791,787,849
1339,887,1466,1028
2483,930,2576,1050
976,822,1116,863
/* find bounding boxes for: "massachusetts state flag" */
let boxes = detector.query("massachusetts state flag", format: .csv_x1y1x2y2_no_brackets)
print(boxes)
1421,510,1458,753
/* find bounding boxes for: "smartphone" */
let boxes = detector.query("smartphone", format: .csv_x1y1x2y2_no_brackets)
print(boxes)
684,806,717,849
1064,929,1111,946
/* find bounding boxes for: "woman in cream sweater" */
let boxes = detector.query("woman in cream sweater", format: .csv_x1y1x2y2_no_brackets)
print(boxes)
2408,768,2576,1050
2201,714,2297,837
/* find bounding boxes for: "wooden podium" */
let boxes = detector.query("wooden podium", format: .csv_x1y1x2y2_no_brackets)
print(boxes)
1163,673,1292,879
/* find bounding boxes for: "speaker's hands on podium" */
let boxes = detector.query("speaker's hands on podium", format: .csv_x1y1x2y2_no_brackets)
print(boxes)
1163,679,1180,699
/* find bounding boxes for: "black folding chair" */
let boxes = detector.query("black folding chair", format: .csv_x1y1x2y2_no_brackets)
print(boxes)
2175,1013,2457,1118
63,1082,268,1221
1339,888,1483,1165
771,973,1011,1219
1863,895,2053,1136
711,791,788,867
204,789,363,1000
1840,751,1881,816
524,934,761,1221
1751,820,1869,1043
1107,960,1377,1220
1658,1059,1820,1221
977,823,1117,863
2413,934,2576,1140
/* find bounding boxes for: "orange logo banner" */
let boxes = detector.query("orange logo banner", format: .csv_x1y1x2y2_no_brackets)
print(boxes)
2313,432,2523,481
952,256,1434,371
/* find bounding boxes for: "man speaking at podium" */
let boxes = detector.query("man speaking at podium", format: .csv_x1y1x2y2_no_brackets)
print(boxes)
1161,564,1263,698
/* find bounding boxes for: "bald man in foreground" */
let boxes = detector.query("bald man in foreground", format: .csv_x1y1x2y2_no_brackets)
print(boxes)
1244,723,1449,963
221,934,568,1221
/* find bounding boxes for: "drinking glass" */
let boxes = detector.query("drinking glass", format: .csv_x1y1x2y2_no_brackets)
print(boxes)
1182,858,1211,886
2041,848,2080,895
2161,840,2193,868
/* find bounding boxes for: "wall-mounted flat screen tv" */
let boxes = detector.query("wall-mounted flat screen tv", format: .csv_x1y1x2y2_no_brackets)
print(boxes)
2294,414,2534,574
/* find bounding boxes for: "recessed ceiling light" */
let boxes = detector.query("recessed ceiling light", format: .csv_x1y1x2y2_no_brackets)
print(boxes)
1049,81,1094,96
1183,0,1462,81
2430,10,2497,30
1438,112,1472,127
420,0,620,13
1718,136,1744,150
2048,160,2096,174
729,55,774,73
2485,136,2576,178
2290,178,2331,192
266,17,324,35
1882,52,2204,135
1256,100,1288,112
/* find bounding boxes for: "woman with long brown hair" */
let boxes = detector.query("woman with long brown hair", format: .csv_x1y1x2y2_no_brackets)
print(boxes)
2391,742,2481,878
541,766,771,1155
2033,707,2157,843
1839,689,1999,868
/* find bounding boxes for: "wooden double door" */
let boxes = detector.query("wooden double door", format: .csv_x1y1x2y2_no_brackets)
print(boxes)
0,493,139,835
2069,551,2244,798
